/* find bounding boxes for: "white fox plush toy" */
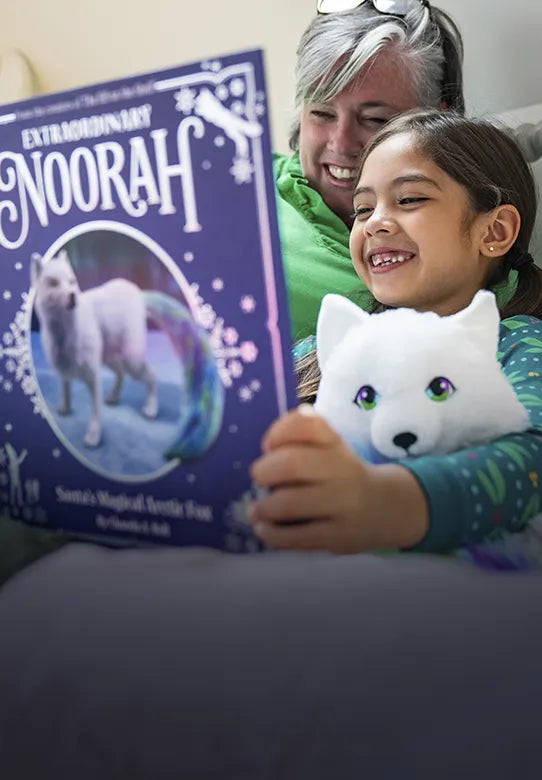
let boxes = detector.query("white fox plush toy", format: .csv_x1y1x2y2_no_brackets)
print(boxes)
314,290,530,462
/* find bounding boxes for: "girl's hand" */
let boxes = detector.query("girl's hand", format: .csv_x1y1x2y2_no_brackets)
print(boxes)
248,405,429,553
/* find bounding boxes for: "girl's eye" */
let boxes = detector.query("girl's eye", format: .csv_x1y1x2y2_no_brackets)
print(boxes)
425,376,456,402
398,197,429,206
354,384,379,410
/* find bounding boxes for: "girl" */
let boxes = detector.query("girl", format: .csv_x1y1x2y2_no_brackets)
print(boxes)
249,109,542,555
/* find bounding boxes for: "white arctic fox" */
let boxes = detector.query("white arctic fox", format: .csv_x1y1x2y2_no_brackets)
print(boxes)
32,250,158,448
314,290,530,460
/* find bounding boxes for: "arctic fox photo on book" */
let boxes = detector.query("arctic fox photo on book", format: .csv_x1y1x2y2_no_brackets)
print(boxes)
29,230,225,478
32,249,159,449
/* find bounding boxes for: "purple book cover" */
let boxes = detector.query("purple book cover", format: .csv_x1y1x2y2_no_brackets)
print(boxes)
0,49,296,552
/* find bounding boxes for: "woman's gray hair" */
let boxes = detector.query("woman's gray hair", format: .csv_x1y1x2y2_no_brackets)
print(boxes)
289,3,464,150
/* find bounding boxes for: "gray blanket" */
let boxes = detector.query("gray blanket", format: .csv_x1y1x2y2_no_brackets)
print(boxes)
0,544,541,779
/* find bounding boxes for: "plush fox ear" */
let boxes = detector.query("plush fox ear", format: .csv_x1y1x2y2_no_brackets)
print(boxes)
30,252,43,287
451,290,500,355
316,294,369,370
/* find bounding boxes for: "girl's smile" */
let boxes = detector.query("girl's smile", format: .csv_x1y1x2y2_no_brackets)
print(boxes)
366,247,416,272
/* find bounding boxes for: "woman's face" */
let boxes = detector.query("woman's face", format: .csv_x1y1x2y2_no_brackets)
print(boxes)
349,132,495,316
298,50,420,226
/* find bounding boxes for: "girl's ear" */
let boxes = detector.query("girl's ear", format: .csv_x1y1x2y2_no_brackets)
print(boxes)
316,294,369,370
479,204,521,258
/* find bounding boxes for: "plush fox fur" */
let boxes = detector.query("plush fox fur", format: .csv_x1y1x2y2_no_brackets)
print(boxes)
32,250,158,448
314,290,530,460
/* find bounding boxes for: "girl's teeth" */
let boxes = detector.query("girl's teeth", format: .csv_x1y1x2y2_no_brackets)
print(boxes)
328,165,356,180
371,253,408,266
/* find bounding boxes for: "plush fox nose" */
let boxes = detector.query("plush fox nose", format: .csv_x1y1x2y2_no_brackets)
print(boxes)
393,432,418,452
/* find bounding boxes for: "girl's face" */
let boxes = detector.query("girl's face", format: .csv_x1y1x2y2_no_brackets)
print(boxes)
349,133,495,316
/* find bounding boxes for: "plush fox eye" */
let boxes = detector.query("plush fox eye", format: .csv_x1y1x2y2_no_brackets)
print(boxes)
426,376,456,402
354,384,379,410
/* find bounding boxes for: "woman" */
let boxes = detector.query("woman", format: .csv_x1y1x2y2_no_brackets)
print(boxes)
276,0,475,340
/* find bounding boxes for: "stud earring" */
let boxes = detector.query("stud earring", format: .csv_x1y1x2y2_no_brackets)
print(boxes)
489,246,495,252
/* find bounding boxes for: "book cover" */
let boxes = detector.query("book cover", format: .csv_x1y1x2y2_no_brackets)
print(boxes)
0,49,296,552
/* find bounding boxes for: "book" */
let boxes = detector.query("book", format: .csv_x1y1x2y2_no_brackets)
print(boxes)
0,49,296,552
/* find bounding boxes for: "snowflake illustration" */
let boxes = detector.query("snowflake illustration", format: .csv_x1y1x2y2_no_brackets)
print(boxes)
255,104,266,117
238,386,253,402
224,486,259,531
3,290,12,300
230,156,254,184
198,302,216,329
240,295,256,313
250,380,261,392
202,59,222,73
229,78,245,97
174,87,197,114
0,292,45,415
211,278,224,291
231,100,245,116
214,136,225,147
190,283,259,388
240,342,258,362
228,360,243,379
223,327,238,346
215,84,229,101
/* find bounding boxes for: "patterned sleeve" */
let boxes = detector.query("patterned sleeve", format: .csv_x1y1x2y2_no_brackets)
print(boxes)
402,315,542,554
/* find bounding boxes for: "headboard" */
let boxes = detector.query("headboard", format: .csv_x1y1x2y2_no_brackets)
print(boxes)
0,48,36,105
492,102,542,266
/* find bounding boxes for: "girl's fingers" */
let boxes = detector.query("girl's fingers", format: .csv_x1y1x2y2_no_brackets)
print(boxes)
261,406,339,452
250,441,354,488
251,446,321,487
248,482,352,523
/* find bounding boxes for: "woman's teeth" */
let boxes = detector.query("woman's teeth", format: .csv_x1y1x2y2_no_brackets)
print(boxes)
327,165,356,180
370,253,412,267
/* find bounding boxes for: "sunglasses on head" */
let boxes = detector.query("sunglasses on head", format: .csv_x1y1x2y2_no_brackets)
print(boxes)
317,0,430,15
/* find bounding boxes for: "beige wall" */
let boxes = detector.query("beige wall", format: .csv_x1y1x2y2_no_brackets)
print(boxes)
0,0,315,153
1,1,541,152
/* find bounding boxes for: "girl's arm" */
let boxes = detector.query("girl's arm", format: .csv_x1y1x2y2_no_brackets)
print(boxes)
248,408,542,554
